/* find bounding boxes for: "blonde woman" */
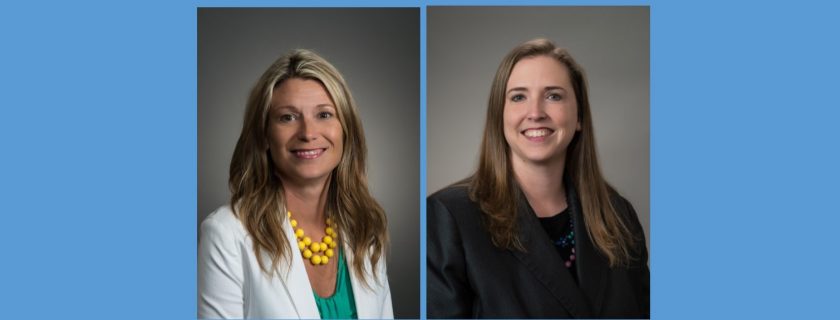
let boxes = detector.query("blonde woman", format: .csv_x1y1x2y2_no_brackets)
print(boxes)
199,49,392,319
427,39,649,318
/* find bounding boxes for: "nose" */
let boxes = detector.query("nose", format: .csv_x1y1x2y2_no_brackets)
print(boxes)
296,116,318,142
525,99,547,121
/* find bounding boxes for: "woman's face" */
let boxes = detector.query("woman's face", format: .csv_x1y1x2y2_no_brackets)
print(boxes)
268,78,344,186
503,55,580,166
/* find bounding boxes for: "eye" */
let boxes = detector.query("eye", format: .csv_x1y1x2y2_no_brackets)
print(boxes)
318,111,334,119
547,93,563,101
510,94,526,102
278,113,298,123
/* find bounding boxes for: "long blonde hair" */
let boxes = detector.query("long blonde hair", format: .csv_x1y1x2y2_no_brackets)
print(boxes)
469,38,636,267
229,49,388,283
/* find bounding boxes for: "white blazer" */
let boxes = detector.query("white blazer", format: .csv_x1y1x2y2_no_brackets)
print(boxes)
198,205,393,319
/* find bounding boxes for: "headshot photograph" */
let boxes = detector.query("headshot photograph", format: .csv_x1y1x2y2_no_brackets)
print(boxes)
197,8,419,319
426,6,650,318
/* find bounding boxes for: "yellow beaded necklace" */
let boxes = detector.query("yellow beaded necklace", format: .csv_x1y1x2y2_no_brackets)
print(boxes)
287,210,338,266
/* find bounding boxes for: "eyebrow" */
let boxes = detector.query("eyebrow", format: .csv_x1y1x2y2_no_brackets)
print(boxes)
506,86,567,94
272,103,335,111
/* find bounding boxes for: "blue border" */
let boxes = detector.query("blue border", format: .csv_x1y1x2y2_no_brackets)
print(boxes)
419,5,428,319
3,1,840,319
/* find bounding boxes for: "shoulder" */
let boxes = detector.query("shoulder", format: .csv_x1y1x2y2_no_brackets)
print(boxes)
427,184,485,223
606,188,649,258
200,205,248,246
427,184,476,212
606,189,643,231
606,189,641,228
427,184,486,237
607,189,631,212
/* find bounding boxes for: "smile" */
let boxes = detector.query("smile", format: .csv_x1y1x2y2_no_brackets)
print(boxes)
522,128,554,140
291,148,326,159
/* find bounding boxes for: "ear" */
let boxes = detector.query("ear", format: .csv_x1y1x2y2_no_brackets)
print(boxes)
576,121,581,131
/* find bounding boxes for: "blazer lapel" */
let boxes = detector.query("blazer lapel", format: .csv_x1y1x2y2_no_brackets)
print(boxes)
567,182,610,315
510,190,595,318
278,217,320,318
345,243,381,319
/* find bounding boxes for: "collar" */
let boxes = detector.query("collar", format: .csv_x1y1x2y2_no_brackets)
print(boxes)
509,178,610,317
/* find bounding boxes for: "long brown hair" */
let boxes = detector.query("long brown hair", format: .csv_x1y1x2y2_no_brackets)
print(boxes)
469,38,636,267
229,49,388,283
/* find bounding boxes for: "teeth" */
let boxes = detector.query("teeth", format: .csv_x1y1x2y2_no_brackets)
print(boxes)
296,149,322,156
524,129,549,138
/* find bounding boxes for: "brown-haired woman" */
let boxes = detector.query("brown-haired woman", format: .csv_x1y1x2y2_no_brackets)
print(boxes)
199,49,392,319
427,39,649,318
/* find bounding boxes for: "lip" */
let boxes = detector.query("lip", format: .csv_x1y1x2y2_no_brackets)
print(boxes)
290,148,326,159
521,127,555,142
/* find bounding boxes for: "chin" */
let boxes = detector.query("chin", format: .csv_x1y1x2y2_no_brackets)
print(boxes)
279,168,334,183
523,150,566,164
525,156,555,164
300,171,333,181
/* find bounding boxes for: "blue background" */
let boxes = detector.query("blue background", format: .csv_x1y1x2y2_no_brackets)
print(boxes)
2,0,838,319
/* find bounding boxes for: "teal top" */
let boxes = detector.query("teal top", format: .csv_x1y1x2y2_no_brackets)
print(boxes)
313,249,357,319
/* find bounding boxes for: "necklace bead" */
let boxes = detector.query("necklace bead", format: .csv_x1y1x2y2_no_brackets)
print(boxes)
549,213,576,268
288,210,338,266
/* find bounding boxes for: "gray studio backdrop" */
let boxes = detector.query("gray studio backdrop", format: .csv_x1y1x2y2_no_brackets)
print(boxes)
427,7,650,248
198,8,419,318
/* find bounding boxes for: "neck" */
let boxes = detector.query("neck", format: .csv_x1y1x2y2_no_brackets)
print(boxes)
282,176,331,225
511,155,568,218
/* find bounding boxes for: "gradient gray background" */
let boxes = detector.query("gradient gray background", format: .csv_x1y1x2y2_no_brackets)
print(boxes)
198,8,419,318
428,7,650,248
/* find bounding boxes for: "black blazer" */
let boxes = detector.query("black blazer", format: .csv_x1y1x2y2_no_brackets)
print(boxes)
427,183,649,318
